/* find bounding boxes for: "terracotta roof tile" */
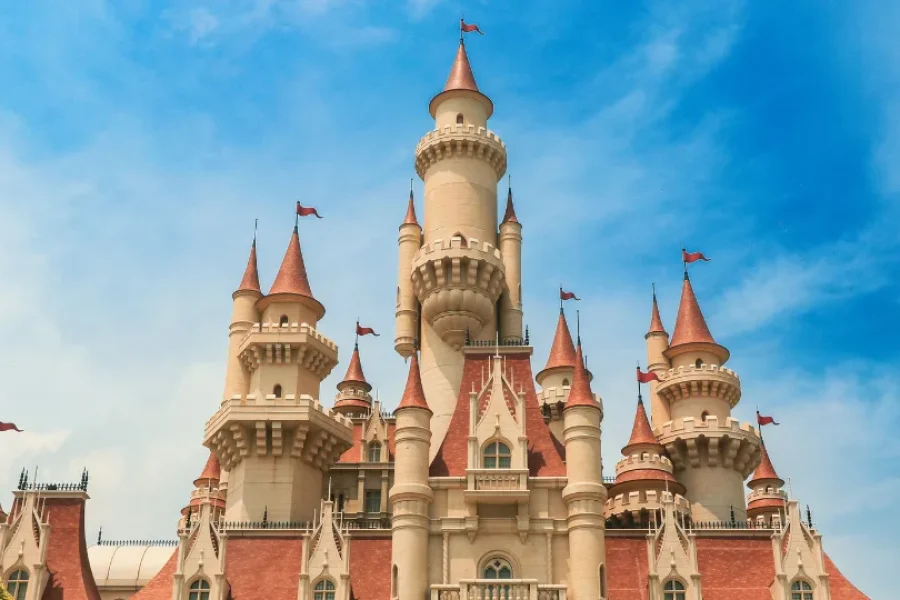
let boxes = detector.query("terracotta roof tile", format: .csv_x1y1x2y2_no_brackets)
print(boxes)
748,442,783,486
341,345,368,385
268,227,314,298
338,423,364,463
430,353,566,477
622,399,660,455
39,498,102,600
746,497,787,511
605,537,650,600
542,310,577,372
402,190,419,227
130,549,177,600
236,239,261,294
502,187,518,224
443,42,479,93
695,538,775,600
225,537,303,600
825,554,870,600
669,274,716,347
193,451,221,488
648,291,666,335
613,468,678,485
349,538,392,600
565,344,598,409
396,352,430,412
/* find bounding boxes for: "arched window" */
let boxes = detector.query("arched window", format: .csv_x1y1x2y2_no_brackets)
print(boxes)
482,558,513,579
451,232,467,245
314,579,336,600
562,378,570,387
791,580,813,600
189,579,211,600
483,441,511,469
695,358,703,368
663,580,686,600
7,570,29,600
273,384,283,398
701,410,709,422
280,315,289,326
456,113,464,124
368,442,382,463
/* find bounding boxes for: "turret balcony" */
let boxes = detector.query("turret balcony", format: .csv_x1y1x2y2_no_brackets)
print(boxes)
747,488,788,510
431,580,567,600
656,364,741,408
464,468,530,504
237,321,339,379
414,124,508,179
605,490,691,520
411,238,506,349
656,416,762,479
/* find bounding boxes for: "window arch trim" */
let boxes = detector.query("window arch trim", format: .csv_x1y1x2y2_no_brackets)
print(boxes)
481,438,512,469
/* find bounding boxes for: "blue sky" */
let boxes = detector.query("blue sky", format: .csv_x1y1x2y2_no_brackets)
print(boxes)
0,0,897,597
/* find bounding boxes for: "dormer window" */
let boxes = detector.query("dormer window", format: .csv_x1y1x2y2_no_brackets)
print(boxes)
189,579,211,600
663,580,686,600
314,579,336,600
483,441,511,469
791,580,813,600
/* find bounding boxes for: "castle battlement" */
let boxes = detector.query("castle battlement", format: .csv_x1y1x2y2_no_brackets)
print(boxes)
614,452,674,475
538,385,570,403
605,490,690,518
414,238,504,261
655,415,757,437
656,364,742,407
656,416,761,479
414,125,507,179
239,321,338,352
747,488,788,503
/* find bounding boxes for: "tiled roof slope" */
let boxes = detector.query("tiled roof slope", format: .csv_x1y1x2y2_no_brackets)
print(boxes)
429,352,565,477
225,537,303,600
825,555,870,600
129,550,178,600
40,498,102,600
605,537,649,600
349,538,392,600
695,538,775,600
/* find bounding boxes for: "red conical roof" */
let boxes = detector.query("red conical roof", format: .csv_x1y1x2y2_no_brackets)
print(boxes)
502,187,518,224
749,442,783,486
403,190,419,227
396,352,430,412
443,42,479,93
669,274,716,347
342,345,367,385
268,226,314,298
193,451,221,488
565,343,598,409
543,310,577,372
622,399,661,455
236,239,261,294
648,290,666,335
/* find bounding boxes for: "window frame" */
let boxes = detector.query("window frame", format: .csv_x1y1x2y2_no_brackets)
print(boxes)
314,578,337,600
188,578,211,600
663,579,686,600
6,569,29,600
368,441,382,463
482,440,512,469
364,489,382,514
791,579,814,600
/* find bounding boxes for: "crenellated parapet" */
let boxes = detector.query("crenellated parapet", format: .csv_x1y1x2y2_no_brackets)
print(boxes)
411,238,506,349
656,416,761,479
656,363,741,408
237,321,339,379
605,490,691,520
614,453,675,478
414,125,507,179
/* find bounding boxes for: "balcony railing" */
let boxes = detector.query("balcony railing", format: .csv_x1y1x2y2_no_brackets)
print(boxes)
431,580,566,600
465,469,530,504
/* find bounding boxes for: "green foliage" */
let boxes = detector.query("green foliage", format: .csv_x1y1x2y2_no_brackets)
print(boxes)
0,582,12,600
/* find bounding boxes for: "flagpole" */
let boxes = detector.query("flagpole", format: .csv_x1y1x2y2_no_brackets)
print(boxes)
576,310,581,345
559,285,563,312
637,361,642,402
459,15,464,43
355,318,359,348
295,202,300,229
681,246,687,278
253,218,258,245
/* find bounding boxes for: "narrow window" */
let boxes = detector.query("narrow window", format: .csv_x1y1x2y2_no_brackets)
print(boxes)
663,580,686,600
483,441,512,469
791,581,813,600
562,378,570,387
456,113,464,124
314,579,336,600
599,564,607,598
7,570,29,600
337,493,345,512
365,490,382,514
280,315,289,326
695,358,703,368
701,410,709,422
368,442,382,463
273,384,283,398
391,566,398,599
189,579,211,600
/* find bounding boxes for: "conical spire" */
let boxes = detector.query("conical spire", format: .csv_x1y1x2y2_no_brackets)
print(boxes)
502,186,518,224
193,451,221,488
268,226,315,298
396,352,430,412
341,344,368,386
403,189,419,227
236,238,261,294
669,274,715,347
443,41,479,93
543,310,577,372
647,288,666,335
565,343,597,409
622,399,661,455
748,441,783,486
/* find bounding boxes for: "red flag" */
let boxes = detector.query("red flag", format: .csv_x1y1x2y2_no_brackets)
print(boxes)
756,411,779,426
460,19,484,35
296,202,323,219
356,323,380,337
560,289,580,301
636,368,660,383
682,249,710,263
0,421,22,433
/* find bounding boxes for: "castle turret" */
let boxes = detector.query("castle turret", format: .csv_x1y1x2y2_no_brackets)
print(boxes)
333,343,373,416
204,224,352,523
223,237,262,402
410,40,509,456
746,441,787,527
562,342,606,600
498,185,523,342
389,352,433,600
644,288,670,427
654,273,761,522
536,309,577,439
395,188,422,359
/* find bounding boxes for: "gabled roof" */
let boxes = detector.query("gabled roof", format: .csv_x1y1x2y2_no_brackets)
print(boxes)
40,497,103,600
621,399,660,455
669,274,716,347
236,239,261,294
541,310,577,373
268,227,315,298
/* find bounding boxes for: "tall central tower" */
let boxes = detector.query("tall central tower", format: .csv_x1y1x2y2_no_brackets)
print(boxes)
397,41,517,454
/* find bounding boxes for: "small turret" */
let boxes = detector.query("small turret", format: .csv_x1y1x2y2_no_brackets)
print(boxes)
181,451,226,526
746,441,787,527
645,288,671,427
665,273,729,366
333,343,374,416
222,237,263,402
498,185,523,342
395,187,422,359
537,309,577,438
259,225,325,325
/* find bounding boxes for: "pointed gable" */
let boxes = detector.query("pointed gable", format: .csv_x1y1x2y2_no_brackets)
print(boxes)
669,274,716,347
268,227,315,298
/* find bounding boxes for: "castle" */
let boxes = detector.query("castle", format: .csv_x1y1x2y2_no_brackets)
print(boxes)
0,40,869,600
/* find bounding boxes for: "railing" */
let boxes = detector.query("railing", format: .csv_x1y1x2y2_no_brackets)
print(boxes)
218,520,312,531
602,476,616,484
96,539,178,547
17,468,90,492
343,516,391,530
473,472,522,491
465,328,530,347
432,580,566,600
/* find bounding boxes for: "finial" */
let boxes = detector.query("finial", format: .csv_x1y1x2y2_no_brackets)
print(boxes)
576,310,581,346
253,218,258,247
410,177,414,195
